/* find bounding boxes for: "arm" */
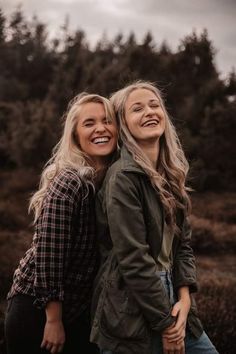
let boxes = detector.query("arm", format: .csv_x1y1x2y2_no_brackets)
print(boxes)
172,215,198,293
162,286,191,343
161,287,190,354
41,301,65,354
33,171,81,351
163,215,195,343
105,172,175,332
34,193,74,307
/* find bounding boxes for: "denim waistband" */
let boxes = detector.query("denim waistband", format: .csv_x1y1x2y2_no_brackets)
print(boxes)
157,269,176,305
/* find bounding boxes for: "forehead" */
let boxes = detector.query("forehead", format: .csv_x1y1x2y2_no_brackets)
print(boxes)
78,101,105,118
126,88,158,106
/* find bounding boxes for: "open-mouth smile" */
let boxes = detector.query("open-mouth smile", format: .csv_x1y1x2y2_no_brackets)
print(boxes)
141,119,160,127
91,136,111,144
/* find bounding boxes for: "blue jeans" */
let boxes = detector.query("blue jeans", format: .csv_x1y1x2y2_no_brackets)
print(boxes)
101,271,219,354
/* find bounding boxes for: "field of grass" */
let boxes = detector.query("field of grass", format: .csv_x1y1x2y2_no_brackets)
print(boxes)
0,169,235,353
190,192,236,353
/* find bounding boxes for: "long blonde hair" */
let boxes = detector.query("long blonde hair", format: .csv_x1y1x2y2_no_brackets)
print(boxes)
29,92,116,222
110,80,191,234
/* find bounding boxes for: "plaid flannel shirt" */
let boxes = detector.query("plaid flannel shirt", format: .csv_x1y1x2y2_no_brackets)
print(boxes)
7,169,99,324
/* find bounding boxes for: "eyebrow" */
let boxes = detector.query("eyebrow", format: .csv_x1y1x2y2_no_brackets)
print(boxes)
81,116,109,124
128,98,160,110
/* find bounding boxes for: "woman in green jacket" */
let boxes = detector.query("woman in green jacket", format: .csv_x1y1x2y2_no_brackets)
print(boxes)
90,81,218,354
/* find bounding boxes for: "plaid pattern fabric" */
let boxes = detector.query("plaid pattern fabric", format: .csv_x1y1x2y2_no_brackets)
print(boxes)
7,169,99,324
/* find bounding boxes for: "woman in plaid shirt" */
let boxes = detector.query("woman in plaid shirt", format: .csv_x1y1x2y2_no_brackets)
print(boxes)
4,93,118,354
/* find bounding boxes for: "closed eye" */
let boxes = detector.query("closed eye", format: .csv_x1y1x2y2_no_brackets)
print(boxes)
82,118,95,127
133,106,143,112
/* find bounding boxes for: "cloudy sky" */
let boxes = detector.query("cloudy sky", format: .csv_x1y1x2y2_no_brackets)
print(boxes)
1,0,236,78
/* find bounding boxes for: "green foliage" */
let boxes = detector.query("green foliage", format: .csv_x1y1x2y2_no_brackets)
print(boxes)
7,99,59,167
0,9,235,353
0,8,235,190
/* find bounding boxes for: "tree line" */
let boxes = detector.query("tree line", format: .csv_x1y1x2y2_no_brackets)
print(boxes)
0,7,235,191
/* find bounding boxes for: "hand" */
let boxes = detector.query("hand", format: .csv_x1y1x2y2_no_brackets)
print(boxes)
162,336,185,354
162,297,190,343
41,319,65,353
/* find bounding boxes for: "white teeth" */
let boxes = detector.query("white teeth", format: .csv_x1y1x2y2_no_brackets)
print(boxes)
142,120,159,127
93,137,110,144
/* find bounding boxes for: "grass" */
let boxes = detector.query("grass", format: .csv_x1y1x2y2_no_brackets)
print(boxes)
195,255,236,353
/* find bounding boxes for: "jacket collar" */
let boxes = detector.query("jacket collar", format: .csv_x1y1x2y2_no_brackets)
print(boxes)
120,146,146,175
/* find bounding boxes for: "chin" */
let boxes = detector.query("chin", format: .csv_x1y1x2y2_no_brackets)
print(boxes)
94,150,114,157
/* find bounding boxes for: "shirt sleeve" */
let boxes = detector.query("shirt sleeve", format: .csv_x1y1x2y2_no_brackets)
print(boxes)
172,215,198,293
105,172,175,332
33,171,80,308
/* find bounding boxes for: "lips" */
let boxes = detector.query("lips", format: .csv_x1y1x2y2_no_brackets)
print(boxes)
141,119,159,127
92,136,111,144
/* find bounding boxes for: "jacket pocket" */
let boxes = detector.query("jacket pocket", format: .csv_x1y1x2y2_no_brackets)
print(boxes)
100,280,148,341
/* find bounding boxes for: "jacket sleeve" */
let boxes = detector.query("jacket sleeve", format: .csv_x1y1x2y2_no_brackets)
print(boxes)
105,172,175,332
172,215,198,293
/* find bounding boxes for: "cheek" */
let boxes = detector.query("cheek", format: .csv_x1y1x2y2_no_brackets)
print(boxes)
127,121,139,136
75,129,89,149
109,122,116,132
112,125,118,139
125,116,134,132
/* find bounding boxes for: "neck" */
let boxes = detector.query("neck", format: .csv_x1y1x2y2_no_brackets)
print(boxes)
94,166,108,189
90,156,111,189
137,140,160,169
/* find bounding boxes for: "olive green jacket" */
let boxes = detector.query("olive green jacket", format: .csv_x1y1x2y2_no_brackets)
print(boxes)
90,147,203,354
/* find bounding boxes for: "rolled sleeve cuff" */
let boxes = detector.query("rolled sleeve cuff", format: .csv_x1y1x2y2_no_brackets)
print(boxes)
174,278,198,293
33,288,64,309
150,311,176,332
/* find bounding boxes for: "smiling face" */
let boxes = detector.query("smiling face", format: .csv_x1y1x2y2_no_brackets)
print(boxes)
124,88,165,146
75,102,117,167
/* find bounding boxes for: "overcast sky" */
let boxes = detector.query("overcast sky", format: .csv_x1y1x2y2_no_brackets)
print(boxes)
1,0,236,78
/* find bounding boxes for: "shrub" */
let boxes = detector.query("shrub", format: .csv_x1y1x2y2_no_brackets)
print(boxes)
190,215,236,254
196,268,236,354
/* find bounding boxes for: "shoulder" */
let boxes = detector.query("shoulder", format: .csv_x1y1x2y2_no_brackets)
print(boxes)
99,164,142,203
105,158,142,185
101,162,128,191
47,169,93,200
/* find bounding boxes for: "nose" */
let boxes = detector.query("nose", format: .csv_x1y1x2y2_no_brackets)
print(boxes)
144,105,155,116
95,122,106,133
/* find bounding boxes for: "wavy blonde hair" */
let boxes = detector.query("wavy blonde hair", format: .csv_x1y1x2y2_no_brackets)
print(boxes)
110,80,191,234
29,92,117,222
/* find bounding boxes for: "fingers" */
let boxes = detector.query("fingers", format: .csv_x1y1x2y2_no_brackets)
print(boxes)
163,324,186,343
164,332,185,343
51,344,64,353
41,340,64,353
171,302,180,318
164,316,186,337
167,334,185,343
163,326,185,339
